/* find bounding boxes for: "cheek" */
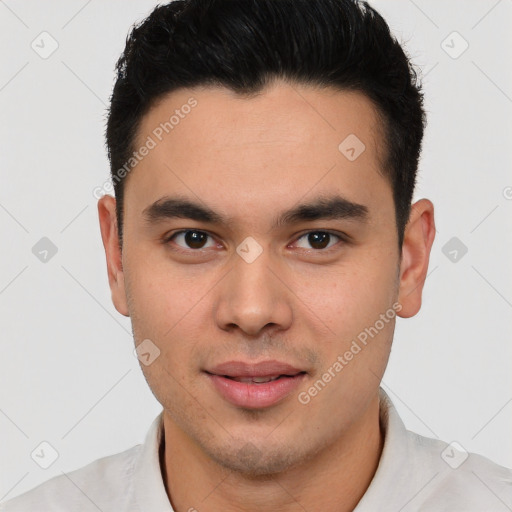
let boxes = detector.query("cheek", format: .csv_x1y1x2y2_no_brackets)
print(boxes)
290,253,398,339
293,262,397,430
126,264,210,410
125,253,214,338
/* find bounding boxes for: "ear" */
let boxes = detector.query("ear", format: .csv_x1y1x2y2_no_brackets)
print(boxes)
97,195,129,317
397,198,436,318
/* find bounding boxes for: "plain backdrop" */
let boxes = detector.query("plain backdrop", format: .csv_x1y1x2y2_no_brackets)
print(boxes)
1,0,511,502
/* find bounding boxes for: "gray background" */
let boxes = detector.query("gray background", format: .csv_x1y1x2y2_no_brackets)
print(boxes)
1,0,511,502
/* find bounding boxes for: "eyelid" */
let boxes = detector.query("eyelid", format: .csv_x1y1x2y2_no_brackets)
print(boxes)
291,230,346,252
163,229,219,251
164,228,348,253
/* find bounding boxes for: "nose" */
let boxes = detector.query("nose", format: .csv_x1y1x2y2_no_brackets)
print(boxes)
213,244,293,337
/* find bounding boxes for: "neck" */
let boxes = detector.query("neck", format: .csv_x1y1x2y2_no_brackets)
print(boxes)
161,394,383,512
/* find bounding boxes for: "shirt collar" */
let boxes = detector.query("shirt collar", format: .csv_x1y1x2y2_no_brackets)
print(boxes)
354,388,412,510
133,410,173,511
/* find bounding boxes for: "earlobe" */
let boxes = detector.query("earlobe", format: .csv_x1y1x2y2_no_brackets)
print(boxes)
97,195,130,317
397,199,436,318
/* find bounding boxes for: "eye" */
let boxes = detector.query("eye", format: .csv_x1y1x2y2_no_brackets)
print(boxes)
293,231,343,251
164,229,345,254
166,230,217,250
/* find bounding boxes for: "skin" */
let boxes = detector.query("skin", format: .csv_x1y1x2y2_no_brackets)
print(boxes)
98,80,435,512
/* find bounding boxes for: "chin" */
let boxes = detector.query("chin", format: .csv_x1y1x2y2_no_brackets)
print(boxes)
201,436,319,478
210,447,296,477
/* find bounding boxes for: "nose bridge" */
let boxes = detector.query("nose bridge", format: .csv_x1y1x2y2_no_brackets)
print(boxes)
230,240,278,307
214,239,293,335
234,246,273,296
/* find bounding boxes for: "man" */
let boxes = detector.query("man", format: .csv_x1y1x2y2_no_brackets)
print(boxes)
2,0,511,510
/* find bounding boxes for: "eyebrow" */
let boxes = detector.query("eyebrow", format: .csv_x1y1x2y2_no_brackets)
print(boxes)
142,194,369,229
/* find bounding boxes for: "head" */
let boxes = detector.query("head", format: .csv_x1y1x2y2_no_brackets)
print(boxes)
99,0,435,476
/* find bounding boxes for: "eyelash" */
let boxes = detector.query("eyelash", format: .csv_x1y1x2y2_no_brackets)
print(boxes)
162,229,347,254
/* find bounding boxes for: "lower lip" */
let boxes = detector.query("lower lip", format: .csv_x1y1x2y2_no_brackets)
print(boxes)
206,373,306,409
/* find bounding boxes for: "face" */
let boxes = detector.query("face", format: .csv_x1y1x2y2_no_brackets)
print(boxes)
99,80,434,476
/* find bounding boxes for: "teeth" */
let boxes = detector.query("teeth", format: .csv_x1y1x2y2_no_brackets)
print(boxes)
253,376,280,383
233,375,282,383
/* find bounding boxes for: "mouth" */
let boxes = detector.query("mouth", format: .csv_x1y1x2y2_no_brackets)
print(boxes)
204,360,308,409
219,374,305,383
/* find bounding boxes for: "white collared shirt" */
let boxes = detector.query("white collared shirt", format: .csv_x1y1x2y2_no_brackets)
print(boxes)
2,390,511,511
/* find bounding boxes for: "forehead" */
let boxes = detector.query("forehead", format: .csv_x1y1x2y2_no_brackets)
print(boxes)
125,81,391,224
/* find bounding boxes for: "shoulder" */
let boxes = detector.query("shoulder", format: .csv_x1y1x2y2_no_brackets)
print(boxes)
0,445,140,512
406,430,512,511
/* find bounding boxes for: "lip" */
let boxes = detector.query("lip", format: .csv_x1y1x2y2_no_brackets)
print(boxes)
207,360,304,378
205,360,307,409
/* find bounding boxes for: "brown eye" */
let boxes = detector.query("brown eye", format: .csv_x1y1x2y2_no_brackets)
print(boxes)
294,231,342,251
169,230,214,250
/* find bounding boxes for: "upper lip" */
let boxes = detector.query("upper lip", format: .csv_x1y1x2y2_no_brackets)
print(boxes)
205,360,306,378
